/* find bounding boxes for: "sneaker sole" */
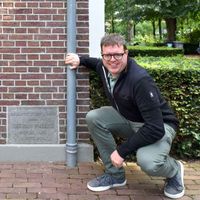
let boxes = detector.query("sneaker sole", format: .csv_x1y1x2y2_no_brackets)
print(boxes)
87,179,127,192
164,161,185,199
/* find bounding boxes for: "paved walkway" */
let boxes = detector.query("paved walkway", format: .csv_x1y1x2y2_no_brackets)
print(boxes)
0,160,199,200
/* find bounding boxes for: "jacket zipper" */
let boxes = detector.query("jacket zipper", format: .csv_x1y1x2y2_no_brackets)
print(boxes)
102,66,120,111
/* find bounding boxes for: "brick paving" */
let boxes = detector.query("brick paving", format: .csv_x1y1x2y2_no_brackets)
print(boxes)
0,160,199,200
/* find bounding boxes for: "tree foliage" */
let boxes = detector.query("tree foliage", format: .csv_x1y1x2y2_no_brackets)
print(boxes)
105,0,200,42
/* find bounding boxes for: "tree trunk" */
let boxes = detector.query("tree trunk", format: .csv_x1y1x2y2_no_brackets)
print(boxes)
127,21,133,43
133,23,136,38
158,18,162,40
152,20,156,38
165,18,177,42
111,17,115,33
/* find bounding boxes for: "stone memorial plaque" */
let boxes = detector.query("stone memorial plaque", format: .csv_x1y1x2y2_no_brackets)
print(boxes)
8,107,58,144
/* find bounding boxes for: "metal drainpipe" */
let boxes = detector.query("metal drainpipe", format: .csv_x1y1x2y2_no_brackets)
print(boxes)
66,0,77,167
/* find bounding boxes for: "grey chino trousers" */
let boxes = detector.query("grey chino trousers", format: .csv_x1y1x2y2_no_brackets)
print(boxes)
86,106,179,180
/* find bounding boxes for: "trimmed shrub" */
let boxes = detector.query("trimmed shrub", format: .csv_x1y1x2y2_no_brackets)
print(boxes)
128,46,184,57
183,43,199,55
136,56,200,158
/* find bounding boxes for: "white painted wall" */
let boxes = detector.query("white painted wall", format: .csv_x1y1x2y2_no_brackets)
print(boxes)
89,0,105,57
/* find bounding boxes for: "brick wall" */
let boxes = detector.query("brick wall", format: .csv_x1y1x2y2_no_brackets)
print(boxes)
0,0,90,144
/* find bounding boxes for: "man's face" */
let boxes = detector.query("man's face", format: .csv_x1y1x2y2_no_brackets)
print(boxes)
101,44,128,77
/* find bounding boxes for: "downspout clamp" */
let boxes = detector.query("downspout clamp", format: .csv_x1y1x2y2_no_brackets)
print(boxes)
66,0,77,167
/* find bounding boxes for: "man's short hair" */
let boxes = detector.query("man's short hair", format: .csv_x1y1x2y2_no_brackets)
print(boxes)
100,33,127,50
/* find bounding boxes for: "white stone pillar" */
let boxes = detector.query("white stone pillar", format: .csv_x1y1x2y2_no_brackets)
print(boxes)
89,0,105,57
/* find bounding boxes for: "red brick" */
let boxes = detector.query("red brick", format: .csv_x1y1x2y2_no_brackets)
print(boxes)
15,55,27,60
33,61,57,66
46,100,65,105
15,94,27,99
13,8,32,15
2,67,14,72
27,2,39,8
15,15,26,20
0,48,20,54
39,2,52,8
21,21,45,27
27,80,39,86
52,80,65,86
3,41,14,46
9,87,33,93
3,54,14,59
39,15,52,20
46,74,65,79
35,87,57,93
3,94,14,99
21,74,45,79
28,54,39,60
15,2,26,8
3,2,14,7
2,80,14,86
28,94,40,99
28,41,40,46
0,126,6,132
0,74,20,79
15,28,27,33
10,61,32,66
21,48,45,54
15,67,27,72
27,15,38,21
52,2,64,8
21,100,45,106
9,34,33,40
15,81,27,86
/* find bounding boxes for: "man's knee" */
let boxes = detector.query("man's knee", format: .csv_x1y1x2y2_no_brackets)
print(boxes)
136,150,163,176
86,107,111,125
85,109,100,125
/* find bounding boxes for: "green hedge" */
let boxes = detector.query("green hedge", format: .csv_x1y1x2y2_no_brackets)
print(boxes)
89,56,200,159
183,43,199,55
128,46,184,57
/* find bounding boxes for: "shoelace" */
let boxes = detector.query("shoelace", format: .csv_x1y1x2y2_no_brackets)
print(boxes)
166,175,182,190
96,174,113,185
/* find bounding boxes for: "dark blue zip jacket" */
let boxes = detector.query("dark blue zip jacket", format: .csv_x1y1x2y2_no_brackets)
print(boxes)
80,56,179,158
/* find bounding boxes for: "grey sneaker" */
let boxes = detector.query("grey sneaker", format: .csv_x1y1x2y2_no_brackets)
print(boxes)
164,161,185,199
87,174,127,192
